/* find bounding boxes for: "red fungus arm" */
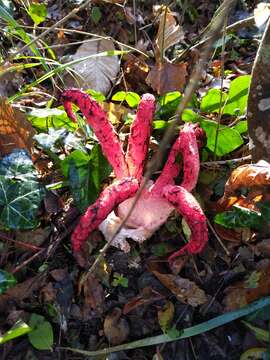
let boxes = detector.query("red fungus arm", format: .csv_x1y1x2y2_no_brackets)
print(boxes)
163,185,208,264
125,94,156,178
152,123,203,194
72,177,139,252
61,89,129,179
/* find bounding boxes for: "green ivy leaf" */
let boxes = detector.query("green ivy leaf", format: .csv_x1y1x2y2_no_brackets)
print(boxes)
200,119,243,156
0,150,45,229
0,269,17,294
0,177,45,229
27,3,47,25
0,150,37,181
214,205,263,230
112,91,140,108
28,314,53,350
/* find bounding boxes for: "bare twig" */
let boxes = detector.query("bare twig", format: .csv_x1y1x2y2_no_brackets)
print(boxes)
201,155,251,167
206,219,230,256
80,0,237,283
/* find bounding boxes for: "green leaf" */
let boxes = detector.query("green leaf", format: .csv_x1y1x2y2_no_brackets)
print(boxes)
223,75,251,115
0,177,45,229
28,314,53,350
27,107,77,132
61,145,111,212
112,273,129,288
112,91,140,108
86,89,106,103
232,120,248,134
0,269,17,294
0,150,45,229
200,119,243,156
0,320,31,344
0,150,37,181
242,321,270,343
200,88,228,113
91,6,102,24
27,3,47,25
62,296,270,357
156,91,181,119
214,205,263,230
153,120,168,130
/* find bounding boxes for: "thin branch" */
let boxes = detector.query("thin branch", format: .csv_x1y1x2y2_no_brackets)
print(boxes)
201,155,251,167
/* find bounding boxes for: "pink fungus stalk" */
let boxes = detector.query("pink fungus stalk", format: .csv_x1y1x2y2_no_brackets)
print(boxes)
61,89,208,263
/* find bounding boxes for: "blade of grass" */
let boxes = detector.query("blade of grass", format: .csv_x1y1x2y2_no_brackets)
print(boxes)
0,4,49,72
62,296,270,357
9,50,129,102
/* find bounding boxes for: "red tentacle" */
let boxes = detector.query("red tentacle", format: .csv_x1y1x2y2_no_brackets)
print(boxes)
162,185,208,264
61,89,129,179
72,177,139,252
152,123,202,194
125,94,156,178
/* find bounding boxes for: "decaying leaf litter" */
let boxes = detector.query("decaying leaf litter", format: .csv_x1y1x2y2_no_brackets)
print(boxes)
0,0,270,359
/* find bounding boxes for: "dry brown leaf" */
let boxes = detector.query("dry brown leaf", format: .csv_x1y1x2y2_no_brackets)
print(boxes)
123,286,164,315
0,98,36,156
104,307,130,345
154,6,184,62
123,53,149,93
222,160,270,200
101,102,130,125
152,271,207,307
81,274,105,315
0,275,46,312
224,266,270,311
66,38,120,95
146,61,187,95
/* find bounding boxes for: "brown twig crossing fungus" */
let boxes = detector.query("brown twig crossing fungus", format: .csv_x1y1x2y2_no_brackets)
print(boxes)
61,89,208,265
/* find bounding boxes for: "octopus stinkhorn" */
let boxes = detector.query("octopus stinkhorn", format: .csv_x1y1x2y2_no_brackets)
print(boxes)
61,89,208,264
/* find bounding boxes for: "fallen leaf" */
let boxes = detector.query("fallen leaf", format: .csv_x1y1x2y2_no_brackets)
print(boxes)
103,307,129,345
15,227,51,248
0,275,46,312
123,53,149,93
221,160,270,200
158,301,174,333
152,271,207,307
0,98,36,156
224,266,270,311
66,38,120,95
254,2,270,28
123,287,164,315
101,102,130,125
146,61,187,95
154,6,184,62
81,274,105,316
